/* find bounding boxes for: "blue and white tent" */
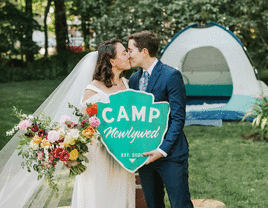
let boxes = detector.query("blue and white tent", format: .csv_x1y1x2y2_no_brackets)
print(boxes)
160,22,268,126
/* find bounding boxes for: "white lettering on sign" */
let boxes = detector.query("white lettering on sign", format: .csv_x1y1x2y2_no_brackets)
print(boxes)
102,106,160,123
117,106,130,122
103,126,160,144
149,107,160,123
121,153,130,157
132,106,146,121
102,108,114,123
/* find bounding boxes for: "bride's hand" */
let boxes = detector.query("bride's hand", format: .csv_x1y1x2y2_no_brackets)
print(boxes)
64,161,79,169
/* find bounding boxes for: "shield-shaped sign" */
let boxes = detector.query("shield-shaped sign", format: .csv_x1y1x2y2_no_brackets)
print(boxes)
96,90,170,173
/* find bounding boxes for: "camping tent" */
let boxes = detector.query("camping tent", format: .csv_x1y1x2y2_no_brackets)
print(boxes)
160,22,268,126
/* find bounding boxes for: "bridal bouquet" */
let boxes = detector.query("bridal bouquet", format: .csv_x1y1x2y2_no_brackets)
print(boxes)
6,103,101,193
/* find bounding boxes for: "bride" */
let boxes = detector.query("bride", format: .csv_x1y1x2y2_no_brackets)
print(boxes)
72,38,135,207
0,38,135,207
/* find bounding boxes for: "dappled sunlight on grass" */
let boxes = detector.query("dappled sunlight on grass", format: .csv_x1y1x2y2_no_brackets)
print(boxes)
185,122,268,207
1,80,268,207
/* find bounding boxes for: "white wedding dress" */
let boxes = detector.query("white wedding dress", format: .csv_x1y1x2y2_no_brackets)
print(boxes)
71,77,136,208
0,52,135,208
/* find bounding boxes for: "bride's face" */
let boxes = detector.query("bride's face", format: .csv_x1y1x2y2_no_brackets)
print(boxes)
110,43,131,71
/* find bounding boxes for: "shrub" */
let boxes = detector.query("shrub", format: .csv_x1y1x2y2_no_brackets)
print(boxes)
244,97,268,141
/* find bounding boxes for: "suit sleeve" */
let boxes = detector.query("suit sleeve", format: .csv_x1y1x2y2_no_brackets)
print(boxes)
129,74,135,89
159,69,186,155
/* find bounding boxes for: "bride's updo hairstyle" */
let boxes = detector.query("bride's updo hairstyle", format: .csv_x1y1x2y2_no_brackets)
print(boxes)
93,37,122,88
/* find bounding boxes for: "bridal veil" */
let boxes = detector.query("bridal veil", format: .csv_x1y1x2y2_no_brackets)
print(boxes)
0,51,98,207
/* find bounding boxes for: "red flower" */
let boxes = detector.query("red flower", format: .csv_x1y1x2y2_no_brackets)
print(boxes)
31,125,39,132
59,150,70,161
58,138,64,143
86,104,98,116
25,132,34,138
52,147,64,158
38,129,48,139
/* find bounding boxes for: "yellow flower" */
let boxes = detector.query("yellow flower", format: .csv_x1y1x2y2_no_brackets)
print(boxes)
32,136,42,144
82,126,95,138
41,139,51,148
69,149,79,161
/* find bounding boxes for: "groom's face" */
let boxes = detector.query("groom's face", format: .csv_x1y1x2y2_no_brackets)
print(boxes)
128,39,144,68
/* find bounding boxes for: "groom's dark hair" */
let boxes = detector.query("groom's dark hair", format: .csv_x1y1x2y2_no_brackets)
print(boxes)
128,31,159,57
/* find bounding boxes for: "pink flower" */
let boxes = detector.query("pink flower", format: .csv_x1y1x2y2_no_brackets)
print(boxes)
18,120,32,130
38,151,44,160
88,116,101,127
60,115,71,125
47,130,60,143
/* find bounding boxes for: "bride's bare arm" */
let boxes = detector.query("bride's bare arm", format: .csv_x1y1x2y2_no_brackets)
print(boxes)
82,89,97,115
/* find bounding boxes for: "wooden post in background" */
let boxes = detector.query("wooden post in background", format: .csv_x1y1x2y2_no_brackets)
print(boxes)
135,173,147,208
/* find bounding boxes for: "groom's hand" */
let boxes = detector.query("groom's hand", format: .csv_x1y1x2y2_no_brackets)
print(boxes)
143,150,163,165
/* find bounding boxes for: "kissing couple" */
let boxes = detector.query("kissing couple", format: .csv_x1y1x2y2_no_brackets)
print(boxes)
0,31,193,208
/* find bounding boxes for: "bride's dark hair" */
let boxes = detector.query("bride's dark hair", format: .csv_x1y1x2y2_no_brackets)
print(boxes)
93,37,122,88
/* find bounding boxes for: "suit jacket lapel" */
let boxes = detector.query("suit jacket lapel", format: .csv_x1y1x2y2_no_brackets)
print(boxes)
146,60,163,93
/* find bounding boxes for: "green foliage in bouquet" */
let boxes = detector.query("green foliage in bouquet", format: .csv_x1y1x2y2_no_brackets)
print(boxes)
7,103,101,195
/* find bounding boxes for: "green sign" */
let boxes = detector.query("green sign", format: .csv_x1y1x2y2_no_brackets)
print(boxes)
96,90,170,173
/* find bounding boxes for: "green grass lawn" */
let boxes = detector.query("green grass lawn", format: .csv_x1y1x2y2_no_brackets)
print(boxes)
0,79,63,149
185,123,268,208
1,80,268,207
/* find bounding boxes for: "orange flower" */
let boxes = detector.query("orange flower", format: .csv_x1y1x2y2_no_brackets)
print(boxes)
82,126,95,138
41,139,51,148
32,136,42,144
69,149,79,161
86,104,98,116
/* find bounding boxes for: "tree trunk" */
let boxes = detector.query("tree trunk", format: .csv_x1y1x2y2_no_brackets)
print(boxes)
54,0,68,53
54,0,69,75
81,14,89,50
44,0,53,58
25,0,34,63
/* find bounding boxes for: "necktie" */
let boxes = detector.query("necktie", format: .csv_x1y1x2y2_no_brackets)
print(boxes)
140,71,150,91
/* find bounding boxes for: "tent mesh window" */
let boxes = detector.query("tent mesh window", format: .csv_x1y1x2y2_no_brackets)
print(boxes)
181,46,233,98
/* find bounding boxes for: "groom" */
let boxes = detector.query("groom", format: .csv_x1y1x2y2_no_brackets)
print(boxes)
128,31,193,208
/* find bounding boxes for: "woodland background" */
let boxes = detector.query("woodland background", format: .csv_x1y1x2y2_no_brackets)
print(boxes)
1,0,268,83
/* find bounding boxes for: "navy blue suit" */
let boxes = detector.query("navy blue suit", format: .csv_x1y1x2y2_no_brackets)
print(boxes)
129,60,193,208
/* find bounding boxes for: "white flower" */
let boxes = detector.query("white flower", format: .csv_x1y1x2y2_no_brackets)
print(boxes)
64,129,80,145
64,136,73,145
90,132,100,144
47,130,60,143
45,150,49,159
28,115,34,120
67,129,80,140
30,140,39,150
58,128,65,137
